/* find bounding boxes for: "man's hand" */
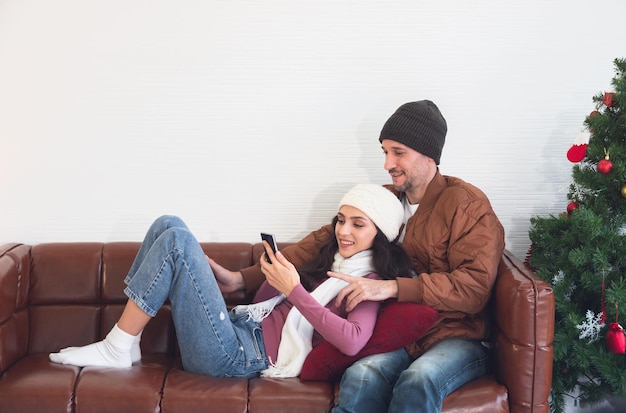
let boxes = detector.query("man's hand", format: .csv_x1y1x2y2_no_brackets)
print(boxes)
329,271,398,312
207,256,246,293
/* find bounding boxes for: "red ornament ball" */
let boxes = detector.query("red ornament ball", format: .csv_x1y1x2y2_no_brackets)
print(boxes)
598,159,613,175
567,201,579,215
607,323,626,354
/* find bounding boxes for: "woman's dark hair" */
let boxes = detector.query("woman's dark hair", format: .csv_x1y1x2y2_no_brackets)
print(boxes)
299,216,412,291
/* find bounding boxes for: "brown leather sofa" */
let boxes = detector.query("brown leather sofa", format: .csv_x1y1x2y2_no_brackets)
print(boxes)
0,242,554,413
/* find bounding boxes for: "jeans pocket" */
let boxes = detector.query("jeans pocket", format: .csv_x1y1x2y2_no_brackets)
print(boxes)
251,326,264,361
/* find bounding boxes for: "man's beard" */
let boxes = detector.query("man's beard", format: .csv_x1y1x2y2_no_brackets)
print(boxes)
390,170,411,193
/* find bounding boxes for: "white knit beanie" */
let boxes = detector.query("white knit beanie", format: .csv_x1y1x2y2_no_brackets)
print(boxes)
338,184,404,242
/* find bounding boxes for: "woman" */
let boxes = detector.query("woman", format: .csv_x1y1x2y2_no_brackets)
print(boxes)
49,184,410,378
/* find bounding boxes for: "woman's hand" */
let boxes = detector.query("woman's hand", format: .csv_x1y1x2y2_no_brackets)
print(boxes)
260,241,301,296
207,256,246,293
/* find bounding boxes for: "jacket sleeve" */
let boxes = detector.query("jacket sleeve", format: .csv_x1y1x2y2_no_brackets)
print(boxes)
240,224,334,294
287,281,380,356
397,197,504,314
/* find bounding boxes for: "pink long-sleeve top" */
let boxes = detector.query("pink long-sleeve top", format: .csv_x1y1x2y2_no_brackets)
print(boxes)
253,274,381,364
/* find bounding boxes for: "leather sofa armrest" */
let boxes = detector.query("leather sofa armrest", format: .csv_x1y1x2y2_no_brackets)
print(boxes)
0,244,31,375
493,250,554,413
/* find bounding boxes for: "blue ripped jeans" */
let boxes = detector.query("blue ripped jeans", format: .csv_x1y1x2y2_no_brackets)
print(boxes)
332,338,490,413
124,215,268,378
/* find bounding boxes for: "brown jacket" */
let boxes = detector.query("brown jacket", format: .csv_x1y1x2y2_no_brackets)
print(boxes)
240,171,505,358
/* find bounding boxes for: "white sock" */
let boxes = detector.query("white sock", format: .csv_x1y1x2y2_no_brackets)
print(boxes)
131,330,142,363
60,330,142,363
49,324,136,368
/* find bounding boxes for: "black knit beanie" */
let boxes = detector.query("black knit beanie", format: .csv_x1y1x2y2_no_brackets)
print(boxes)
379,100,447,165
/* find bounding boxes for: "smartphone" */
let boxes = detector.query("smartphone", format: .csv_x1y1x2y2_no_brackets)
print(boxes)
260,233,279,263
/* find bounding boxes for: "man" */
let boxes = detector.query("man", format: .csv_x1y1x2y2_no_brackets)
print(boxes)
213,100,505,412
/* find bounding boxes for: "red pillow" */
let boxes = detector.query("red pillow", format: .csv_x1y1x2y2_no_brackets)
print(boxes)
300,301,438,381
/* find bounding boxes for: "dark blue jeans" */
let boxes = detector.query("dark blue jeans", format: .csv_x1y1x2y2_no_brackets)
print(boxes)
332,338,490,413
124,215,269,377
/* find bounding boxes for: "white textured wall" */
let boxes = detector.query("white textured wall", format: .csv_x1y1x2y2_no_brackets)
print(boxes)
1,0,625,260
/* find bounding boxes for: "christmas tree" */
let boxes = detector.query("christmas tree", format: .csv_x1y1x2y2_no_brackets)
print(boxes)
528,58,626,413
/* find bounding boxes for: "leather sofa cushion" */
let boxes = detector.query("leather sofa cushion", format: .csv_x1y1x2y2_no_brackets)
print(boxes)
162,359,248,413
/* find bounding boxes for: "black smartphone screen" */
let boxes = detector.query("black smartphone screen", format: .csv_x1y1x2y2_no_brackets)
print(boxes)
260,233,278,263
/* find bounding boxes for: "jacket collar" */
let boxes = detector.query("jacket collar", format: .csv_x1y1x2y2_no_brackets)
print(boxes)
418,169,445,210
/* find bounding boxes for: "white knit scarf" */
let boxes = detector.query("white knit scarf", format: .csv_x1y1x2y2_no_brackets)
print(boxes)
253,249,374,378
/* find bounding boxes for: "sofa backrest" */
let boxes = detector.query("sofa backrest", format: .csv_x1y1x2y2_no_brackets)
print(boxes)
28,242,172,356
